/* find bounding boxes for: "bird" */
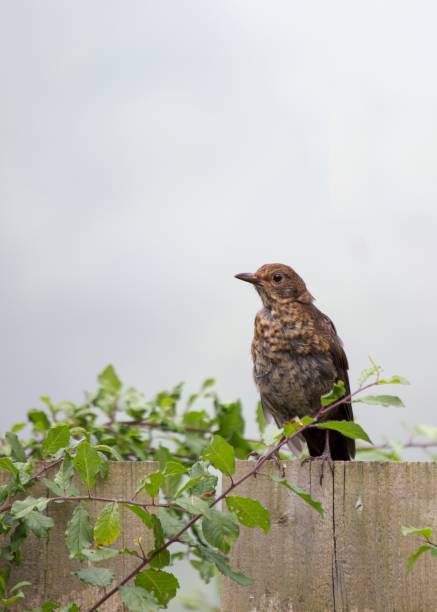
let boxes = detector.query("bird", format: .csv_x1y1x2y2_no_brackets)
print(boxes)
235,263,355,462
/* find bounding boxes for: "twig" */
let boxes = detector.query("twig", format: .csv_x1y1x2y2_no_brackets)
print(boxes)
88,378,377,611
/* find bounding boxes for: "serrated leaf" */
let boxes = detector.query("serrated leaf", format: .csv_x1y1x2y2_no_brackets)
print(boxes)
24,511,54,538
119,585,159,611
202,509,239,552
27,409,50,432
65,505,93,557
73,440,101,490
43,425,70,457
148,516,170,569
53,453,78,496
135,569,179,606
317,421,372,444
5,433,26,462
376,375,410,385
225,496,270,533
320,380,346,407
354,395,404,408
201,435,235,476
271,477,324,516
80,547,119,562
358,358,382,384
125,504,154,529
283,416,314,437
135,472,164,497
94,502,121,546
406,545,432,571
98,365,122,393
262,423,282,446
0,457,18,475
158,508,191,543
11,497,48,519
163,462,187,478
401,526,433,539
95,445,123,461
72,567,114,587
199,544,253,585
415,424,437,440
175,496,210,516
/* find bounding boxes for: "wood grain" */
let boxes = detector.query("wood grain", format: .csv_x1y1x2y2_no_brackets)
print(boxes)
222,460,437,612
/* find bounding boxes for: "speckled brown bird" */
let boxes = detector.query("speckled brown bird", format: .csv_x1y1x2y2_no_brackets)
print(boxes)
235,263,355,461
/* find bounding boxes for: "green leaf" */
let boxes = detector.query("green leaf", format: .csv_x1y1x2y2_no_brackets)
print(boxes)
158,509,191,544
72,440,101,490
53,453,79,496
256,401,267,433
135,472,164,498
283,416,314,437
0,457,18,475
415,425,437,441
1,592,25,606
148,516,170,569
163,462,187,478
175,496,210,516
95,444,123,461
5,433,26,462
354,395,404,407
98,364,122,393
125,505,154,529
27,409,50,432
11,497,48,519
358,357,382,384
199,544,253,585
201,435,235,476
135,569,179,606
94,503,121,546
43,425,70,457
262,423,282,446
80,547,119,562
119,586,159,611
65,505,93,557
376,375,410,385
72,567,115,587
225,496,270,533
202,509,239,552
201,378,215,391
271,477,324,516
406,545,432,571
317,421,372,444
320,380,346,407
401,526,433,539
24,511,54,538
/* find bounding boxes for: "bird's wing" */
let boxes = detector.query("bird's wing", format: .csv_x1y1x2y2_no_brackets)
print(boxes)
311,305,354,423
260,393,304,457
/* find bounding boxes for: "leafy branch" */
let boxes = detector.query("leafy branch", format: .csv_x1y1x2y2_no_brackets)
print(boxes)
0,360,412,610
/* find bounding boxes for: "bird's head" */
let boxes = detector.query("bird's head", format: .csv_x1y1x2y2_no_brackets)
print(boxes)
235,263,314,308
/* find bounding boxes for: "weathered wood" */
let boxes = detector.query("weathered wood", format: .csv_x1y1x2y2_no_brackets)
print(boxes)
3,461,437,611
222,461,437,612
1,462,158,611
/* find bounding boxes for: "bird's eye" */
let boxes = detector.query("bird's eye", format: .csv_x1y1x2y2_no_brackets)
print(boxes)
273,273,282,283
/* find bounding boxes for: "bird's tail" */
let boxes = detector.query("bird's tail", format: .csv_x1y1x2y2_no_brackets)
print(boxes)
303,429,355,461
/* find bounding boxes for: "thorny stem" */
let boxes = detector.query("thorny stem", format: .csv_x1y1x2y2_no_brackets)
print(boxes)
88,378,378,611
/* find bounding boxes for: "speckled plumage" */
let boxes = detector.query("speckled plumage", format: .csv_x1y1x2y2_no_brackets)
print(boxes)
236,263,355,460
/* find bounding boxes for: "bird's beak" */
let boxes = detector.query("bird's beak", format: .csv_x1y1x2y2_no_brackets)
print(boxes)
234,272,259,285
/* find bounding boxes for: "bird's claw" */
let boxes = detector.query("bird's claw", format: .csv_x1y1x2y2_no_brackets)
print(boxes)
249,449,285,478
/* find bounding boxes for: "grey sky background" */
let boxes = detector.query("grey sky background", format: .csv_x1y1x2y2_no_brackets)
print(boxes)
2,4,437,452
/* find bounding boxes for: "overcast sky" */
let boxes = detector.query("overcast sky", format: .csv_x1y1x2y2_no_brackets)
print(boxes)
2,1,436,454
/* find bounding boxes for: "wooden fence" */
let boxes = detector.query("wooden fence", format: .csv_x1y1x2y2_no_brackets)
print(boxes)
2,461,437,611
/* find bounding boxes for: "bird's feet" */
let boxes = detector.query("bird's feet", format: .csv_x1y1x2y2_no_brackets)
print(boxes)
249,448,285,478
301,453,334,485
